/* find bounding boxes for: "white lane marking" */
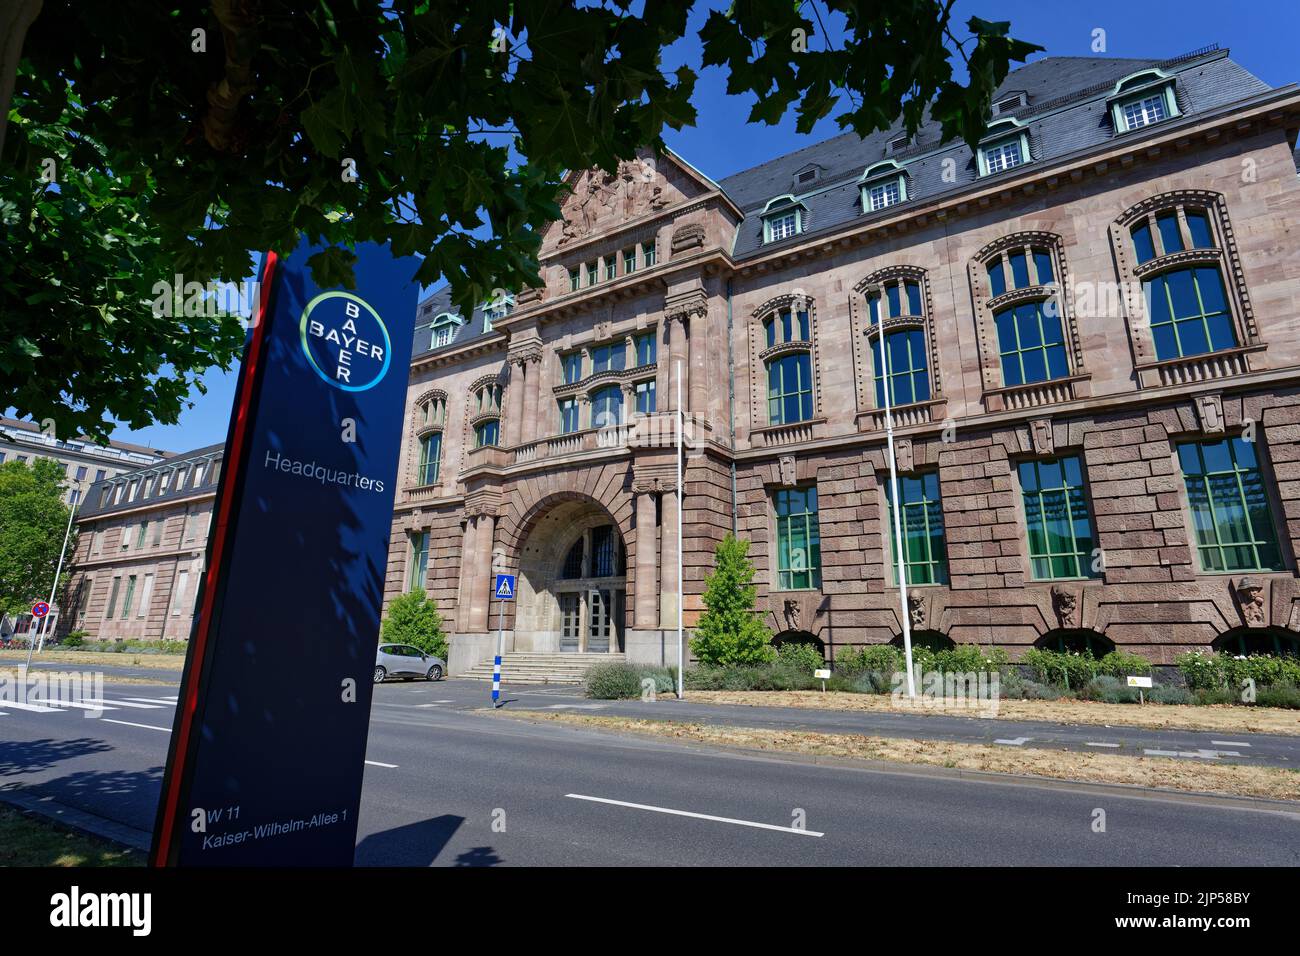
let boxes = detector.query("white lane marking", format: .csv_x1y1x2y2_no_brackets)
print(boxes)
1212,740,1251,748
994,737,1031,746
1144,748,1240,759
0,701,59,713
122,698,176,706
565,793,825,837
1085,742,1120,748
365,760,398,768
88,699,165,709
103,718,171,732
155,696,179,702
415,703,444,708
38,700,116,712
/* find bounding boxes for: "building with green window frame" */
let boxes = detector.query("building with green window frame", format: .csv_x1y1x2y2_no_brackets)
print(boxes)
359,47,1300,673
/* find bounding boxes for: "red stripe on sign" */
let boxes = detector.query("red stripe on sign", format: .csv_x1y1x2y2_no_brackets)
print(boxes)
152,250,278,867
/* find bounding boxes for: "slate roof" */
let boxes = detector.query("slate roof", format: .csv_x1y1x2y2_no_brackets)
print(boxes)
414,45,1284,354
80,443,225,519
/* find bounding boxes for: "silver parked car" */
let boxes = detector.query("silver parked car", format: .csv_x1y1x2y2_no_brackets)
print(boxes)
374,644,444,683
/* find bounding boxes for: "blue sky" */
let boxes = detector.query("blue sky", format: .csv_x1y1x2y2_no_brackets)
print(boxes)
111,0,1299,453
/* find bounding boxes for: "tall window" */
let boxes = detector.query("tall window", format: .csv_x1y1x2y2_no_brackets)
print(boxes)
562,352,583,384
121,574,137,619
764,307,811,347
136,521,149,549
591,386,624,428
586,262,598,286
591,343,625,374
408,532,430,590
1132,208,1236,360
623,247,637,274
886,473,949,585
872,330,929,408
105,577,122,619
985,246,1069,386
137,573,154,619
569,268,581,292
559,397,580,433
635,331,657,367
417,432,442,485
171,570,191,617
643,242,656,267
474,419,500,447
1178,437,1283,572
1018,456,1099,580
775,487,821,590
604,257,616,281
766,353,813,426
634,380,656,414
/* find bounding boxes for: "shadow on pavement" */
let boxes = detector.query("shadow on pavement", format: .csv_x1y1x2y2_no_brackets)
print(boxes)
354,813,470,866
0,737,115,777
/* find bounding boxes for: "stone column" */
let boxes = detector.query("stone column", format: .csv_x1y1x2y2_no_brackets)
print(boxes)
688,309,707,416
666,314,686,412
457,518,476,631
521,355,541,444
506,357,526,447
634,484,658,628
465,513,493,632
659,484,679,629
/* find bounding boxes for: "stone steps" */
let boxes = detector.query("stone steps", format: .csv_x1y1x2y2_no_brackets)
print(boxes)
458,652,625,685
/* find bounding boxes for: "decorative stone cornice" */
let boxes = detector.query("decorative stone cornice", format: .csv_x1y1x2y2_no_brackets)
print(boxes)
664,288,709,324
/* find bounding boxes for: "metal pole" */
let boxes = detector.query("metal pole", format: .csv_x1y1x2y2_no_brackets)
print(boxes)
675,359,684,700
493,596,504,708
880,348,916,697
26,484,80,669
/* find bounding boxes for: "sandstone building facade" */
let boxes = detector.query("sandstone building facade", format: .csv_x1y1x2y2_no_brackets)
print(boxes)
389,47,1300,672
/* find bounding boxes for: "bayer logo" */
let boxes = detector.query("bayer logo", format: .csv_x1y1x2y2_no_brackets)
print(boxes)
298,291,392,392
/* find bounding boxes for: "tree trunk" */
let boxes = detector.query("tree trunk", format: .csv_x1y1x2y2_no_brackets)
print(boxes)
0,0,43,164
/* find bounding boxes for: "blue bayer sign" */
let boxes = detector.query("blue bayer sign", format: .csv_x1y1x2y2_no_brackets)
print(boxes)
151,238,418,866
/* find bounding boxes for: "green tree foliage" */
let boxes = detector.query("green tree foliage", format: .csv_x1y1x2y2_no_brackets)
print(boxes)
0,458,75,616
380,587,447,660
1,1,1038,441
690,533,775,666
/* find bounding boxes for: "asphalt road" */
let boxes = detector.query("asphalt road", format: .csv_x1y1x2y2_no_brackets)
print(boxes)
2,677,1298,866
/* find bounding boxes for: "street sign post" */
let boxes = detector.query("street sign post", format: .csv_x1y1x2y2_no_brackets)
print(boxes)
492,574,515,707
150,238,418,867
30,602,49,618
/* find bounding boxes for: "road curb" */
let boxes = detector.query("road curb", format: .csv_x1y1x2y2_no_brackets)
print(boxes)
0,790,152,852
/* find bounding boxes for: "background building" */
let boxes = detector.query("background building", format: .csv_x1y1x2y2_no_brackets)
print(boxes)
60,445,223,640
385,46,1300,673
0,416,172,504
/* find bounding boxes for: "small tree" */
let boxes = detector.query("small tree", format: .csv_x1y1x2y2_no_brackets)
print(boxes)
381,588,447,660
0,458,75,616
690,534,775,667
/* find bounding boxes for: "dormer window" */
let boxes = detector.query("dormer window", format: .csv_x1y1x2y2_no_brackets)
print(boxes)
887,134,910,154
859,161,908,213
1110,70,1180,134
992,92,1027,115
762,195,805,244
978,120,1030,177
794,166,819,187
481,291,514,333
430,312,462,348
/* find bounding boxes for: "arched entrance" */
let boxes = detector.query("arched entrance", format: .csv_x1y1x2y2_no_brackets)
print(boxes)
515,498,627,654
1213,626,1300,657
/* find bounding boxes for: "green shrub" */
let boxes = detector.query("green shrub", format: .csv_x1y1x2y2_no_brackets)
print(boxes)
834,644,902,675
1148,684,1193,705
61,633,84,648
998,669,1063,700
1192,687,1241,706
1097,650,1153,678
1176,651,1300,691
1022,647,1100,689
931,644,1007,673
585,662,647,699
775,641,825,673
1080,675,1139,704
380,588,447,659
1257,683,1300,710
689,535,776,666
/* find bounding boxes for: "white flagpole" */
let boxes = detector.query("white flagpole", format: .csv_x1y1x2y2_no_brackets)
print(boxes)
880,344,916,697
27,483,81,670
675,359,684,700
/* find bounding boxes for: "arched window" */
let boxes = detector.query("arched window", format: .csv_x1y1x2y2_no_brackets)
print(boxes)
418,393,446,427
763,306,811,347
417,432,442,485
1111,191,1259,386
858,269,937,416
1213,628,1300,658
986,246,1068,386
889,631,954,652
590,385,624,428
767,352,813,425
1035,630,1116,656
474,419,500,447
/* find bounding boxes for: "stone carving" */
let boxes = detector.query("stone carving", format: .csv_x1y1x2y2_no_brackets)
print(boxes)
1030,418,1054,456
671,223,706,255
1233,576,1267,627
783,598,801,632
907,593,925,629
1196,393,1225,435
778,455,797,487
1050,584,1078,628
558,159,667,246
894,438,913,474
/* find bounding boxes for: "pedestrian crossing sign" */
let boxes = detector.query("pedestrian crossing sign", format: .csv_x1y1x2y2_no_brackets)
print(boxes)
494,574,516,600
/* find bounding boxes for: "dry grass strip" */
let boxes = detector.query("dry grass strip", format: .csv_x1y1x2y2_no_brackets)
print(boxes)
0,650,184,671
501,711,1300,802
678,689,1300,736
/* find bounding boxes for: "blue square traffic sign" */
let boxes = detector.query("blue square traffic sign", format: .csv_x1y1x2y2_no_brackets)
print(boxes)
494,574,516,600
